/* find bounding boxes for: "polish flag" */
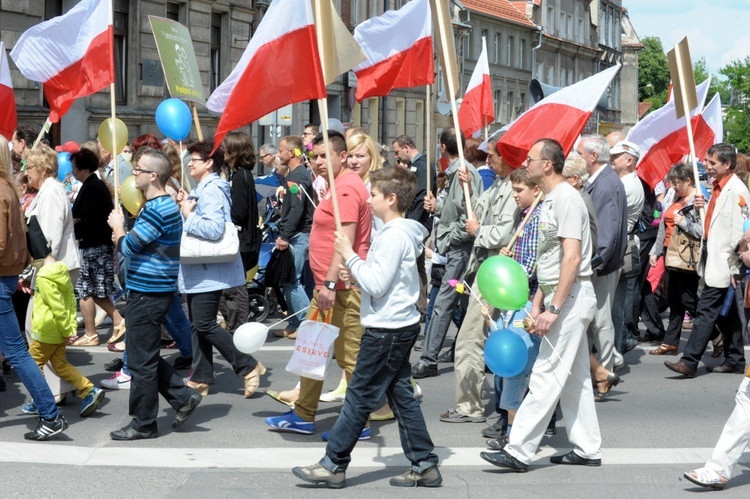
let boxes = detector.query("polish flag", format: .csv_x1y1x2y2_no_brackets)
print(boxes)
0,42,17,140
629,79,710,189
207,0,325,149
10,0,113,123
353,0,433,102
458,37,493,138
692,92,723,160
497,65,621,168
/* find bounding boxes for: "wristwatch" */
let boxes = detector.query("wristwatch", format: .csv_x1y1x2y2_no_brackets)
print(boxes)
323,280,337,291
547,304,561,315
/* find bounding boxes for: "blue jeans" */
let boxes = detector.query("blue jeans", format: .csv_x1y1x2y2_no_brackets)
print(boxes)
164,294,192,358
0,276,59,420
281,232,311,332
424,283,462,336
321,324,439,473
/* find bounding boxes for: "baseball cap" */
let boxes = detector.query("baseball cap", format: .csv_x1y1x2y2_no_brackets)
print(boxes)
55,141,79,153
610,140,640,159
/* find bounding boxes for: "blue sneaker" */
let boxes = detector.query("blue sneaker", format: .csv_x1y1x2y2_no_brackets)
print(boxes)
265,410,315,434
322,427,371,442
22,400,38,415
80,387,105,417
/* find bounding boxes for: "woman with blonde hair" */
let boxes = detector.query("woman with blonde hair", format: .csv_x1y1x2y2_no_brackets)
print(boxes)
0,135,12,174
346,132,382,187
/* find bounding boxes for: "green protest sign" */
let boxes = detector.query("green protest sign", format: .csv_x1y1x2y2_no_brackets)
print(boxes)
149,16,205,104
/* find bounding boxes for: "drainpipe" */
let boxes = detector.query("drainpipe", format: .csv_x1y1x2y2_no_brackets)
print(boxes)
531,26,543,80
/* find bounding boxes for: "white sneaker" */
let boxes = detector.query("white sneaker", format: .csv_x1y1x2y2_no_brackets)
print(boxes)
101,370,131,390
319,378,347,402
412,379,423,401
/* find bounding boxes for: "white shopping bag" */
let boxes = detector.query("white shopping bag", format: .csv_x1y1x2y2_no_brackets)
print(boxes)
285,310,339,381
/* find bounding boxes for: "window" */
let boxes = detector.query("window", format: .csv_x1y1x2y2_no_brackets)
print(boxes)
367,97,379,137
520,39,526,69
519,93,526,114
506,91,514,122
493,33,501,64
166,2,179,21
352,0,365,27
578,18,584,43
415,99,424,151
547,6,555,34
209,12,222,93
506,36,514,67
560,13,566,37
113,2,128,103
547,65,554,85
494,90,502,123
480,29,488,59
395,97,405,137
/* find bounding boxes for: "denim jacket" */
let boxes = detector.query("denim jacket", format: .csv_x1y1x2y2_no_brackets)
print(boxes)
178,173,245,293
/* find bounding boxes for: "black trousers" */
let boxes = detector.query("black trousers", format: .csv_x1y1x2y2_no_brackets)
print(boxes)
680,284,746,371
663,270,700,347
126,291,193,431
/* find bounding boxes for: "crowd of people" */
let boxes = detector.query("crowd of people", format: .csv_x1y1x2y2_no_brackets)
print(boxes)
1,121,749,490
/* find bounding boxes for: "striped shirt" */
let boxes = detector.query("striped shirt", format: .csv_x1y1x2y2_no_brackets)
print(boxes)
118,195,182,293
513,203,541,297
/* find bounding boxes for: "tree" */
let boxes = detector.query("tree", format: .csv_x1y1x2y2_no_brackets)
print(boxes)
638,36,671,109
720,56,750,152
694,57,730,104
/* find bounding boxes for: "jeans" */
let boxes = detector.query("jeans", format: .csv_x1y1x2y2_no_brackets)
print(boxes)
0,276,59,421
164,293,192,358
663,269,699,347
126,291,194,431
321,324,439,473
281,232,311,332
188,290,257,384
424,283,462,335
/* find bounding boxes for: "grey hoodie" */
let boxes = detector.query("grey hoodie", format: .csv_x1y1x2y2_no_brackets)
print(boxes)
345,217,428,329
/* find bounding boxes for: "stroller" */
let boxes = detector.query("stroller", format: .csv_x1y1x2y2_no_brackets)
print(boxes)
245,197,286,322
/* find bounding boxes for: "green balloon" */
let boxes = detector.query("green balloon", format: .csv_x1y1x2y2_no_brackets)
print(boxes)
476,255,529,310
288,184,299,194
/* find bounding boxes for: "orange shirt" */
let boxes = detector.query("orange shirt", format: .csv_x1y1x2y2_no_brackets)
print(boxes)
663,199,685,249
704,173,733,238
309,169,371,290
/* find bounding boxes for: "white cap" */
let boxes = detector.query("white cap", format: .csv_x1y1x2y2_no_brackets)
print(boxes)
610,140,640,159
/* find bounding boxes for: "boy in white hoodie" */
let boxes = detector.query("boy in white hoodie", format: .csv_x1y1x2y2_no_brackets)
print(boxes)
292,167,441,489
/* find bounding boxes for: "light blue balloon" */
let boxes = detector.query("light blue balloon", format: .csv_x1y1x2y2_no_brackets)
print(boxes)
743,220,750,233
484,329,529,378
57,152,73,181
155,98,192,141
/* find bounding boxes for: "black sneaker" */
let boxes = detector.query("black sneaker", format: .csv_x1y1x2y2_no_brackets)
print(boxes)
389,466,442,487
104,358,124,372
481,419,508,439
24,414,68,441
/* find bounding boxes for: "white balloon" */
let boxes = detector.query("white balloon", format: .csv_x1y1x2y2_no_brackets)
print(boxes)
233,322,269,354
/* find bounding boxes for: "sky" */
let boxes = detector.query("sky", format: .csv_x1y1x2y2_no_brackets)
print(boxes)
625,0,750,75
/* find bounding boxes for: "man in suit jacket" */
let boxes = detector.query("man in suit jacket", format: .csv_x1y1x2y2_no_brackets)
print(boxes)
666,143,748,377
578,135,628,372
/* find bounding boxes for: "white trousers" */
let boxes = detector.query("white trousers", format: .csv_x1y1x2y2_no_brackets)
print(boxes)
506,281,602,464
589,271,623,370
705,376,750,479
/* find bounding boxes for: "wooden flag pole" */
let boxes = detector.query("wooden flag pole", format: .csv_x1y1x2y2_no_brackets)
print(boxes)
317,99,343,233
425,84,432,196
32,117,52,149
503,191,543,252
110,82,120,207
191,102,204,141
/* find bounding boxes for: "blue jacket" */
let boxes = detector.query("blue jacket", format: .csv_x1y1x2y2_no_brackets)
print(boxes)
178,173,245,293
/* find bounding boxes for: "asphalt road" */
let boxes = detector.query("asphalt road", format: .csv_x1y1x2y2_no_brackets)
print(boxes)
2,317,750,498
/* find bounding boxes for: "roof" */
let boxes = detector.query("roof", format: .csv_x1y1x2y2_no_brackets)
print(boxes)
462,0,537,28
638,102,653,119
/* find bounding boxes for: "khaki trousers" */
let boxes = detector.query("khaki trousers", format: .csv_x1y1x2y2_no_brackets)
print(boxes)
295,289,364,422
28,340,93,399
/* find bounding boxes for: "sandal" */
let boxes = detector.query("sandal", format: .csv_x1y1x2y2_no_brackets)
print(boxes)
108,319,126,344
72,335,100,347
649,343,678,356
244,362,267,398
684,467,728,489
594,372,621,401
711,337,724,358
67,335,79,345
186,381,209,397
264,388,297,408
107,341,125,353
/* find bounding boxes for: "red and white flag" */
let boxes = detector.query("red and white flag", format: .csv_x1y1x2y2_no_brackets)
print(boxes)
10,0,113,123
207,0,325,149
498,65,621,168
0,41,17,140
352,0,433,102
629,79,710,188
692,92,723,160
458,37,493,138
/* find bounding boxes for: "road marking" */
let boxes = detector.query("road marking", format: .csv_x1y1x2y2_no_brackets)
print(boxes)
3,443,743,469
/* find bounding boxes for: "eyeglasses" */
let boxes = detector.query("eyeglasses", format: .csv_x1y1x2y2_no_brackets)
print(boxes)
526,156,548,164
260,153,273,160
133,168,154,176
188,157,206,163
302,132,315,137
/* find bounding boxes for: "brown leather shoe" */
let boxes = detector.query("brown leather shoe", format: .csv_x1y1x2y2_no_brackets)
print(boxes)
272,329,297,339
707,364,741,374
664,361,696,378
649,344,678,356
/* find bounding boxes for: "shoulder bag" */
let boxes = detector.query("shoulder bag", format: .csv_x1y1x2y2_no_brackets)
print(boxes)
180,182,240,264
664,226,700,273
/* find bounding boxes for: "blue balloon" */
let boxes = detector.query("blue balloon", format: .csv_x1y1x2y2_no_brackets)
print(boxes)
744,219,750,233
484,329,529,378
57,152,73,181
155,98,192,141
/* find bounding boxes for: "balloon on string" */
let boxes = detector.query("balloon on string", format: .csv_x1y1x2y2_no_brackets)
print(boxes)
743,219,750,233
120,176,145,215
57,152,73,181
156,98,192,141
98,118,129,156
233,322,269,354
484,329,528,377
476,255,529,310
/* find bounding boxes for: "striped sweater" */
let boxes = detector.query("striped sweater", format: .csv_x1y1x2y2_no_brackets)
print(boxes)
118,195,182,293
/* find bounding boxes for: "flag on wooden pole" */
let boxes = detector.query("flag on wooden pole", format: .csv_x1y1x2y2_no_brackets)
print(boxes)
0,42,17,140
458,36,493,138
313,0,366,85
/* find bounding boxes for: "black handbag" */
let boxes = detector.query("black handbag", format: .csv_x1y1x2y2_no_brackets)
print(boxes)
26,215,50,260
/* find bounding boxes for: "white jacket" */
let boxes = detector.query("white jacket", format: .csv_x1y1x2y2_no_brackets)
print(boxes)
26,177,80,270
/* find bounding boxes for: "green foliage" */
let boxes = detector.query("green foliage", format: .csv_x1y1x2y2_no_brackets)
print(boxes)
720,56,750,152
638,37,671,108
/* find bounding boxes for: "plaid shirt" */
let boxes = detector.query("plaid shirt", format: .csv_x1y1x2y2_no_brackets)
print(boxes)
513,203,541,297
